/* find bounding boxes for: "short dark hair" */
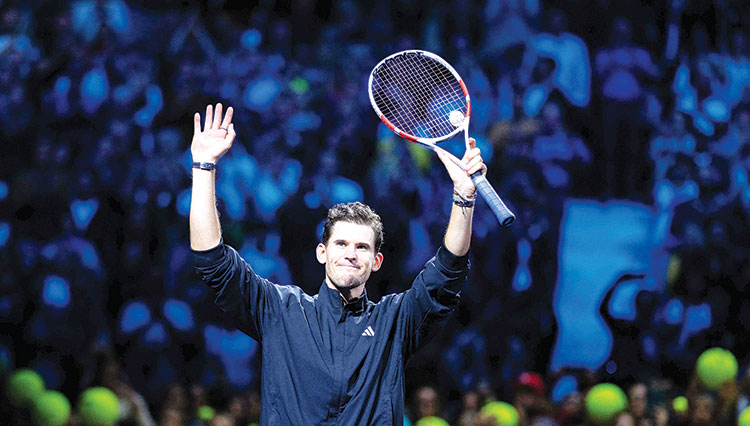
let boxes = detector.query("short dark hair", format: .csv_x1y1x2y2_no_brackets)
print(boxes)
321,202,384,252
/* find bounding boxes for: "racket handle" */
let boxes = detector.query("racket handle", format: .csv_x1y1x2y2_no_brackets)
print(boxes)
470,172,515,227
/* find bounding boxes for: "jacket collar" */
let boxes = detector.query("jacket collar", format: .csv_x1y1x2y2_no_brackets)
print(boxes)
318,281,368,316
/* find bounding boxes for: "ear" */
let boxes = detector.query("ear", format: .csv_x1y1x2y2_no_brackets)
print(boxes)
316,243,327,265
371,252,384,272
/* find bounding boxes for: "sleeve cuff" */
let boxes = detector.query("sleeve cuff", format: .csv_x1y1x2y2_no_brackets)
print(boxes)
436,243,469,273
191,240,225,267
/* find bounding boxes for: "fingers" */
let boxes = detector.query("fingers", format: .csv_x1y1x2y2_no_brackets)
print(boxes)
462,145,485,176
198,102,234,134
462,147,481,164
220,106,234,130
193,112,201,134
200,103,234,132
468,137,476,149
465,157,487,176
213,103,223,129
204,104,213,130
227,123,236,144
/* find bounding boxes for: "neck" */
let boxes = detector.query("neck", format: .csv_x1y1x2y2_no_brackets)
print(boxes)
326,279,365,302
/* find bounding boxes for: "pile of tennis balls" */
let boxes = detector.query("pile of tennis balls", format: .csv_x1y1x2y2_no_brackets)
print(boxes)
4,368,120,426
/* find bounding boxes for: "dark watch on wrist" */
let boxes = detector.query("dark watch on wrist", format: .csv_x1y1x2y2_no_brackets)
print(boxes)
192,162,216,171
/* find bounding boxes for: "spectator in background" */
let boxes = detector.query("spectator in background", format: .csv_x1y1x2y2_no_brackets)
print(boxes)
595,16,660,199
83,348,157,426
413,386,443,421
159,384,190,426
514,372,547,425
520,9,591,116
555,391,585,425
457,391,481,426
615,411,637,426
688,393,715,426
209,413,236,426
530,102,591,195
627,383,649,426
479,0,538,87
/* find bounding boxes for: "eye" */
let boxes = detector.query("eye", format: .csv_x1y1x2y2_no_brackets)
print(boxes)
336,241,345,247
357,245,368,251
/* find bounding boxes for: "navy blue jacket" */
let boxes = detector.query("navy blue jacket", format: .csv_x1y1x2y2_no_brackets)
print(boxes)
192,241,468,426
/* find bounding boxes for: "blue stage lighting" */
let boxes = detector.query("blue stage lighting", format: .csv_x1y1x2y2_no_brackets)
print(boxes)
0,222,11,247
551,374,578,403
42,276,71,310
119,301,151,334
163,299,194,332
143,322,168,346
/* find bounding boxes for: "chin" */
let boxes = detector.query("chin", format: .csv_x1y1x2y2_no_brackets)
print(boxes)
335,278,364,290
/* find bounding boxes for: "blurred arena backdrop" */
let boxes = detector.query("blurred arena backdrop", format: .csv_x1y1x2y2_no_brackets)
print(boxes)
2,0,750,425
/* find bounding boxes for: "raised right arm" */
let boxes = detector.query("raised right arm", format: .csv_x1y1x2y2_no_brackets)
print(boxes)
190,103,236,250
189,104,280,341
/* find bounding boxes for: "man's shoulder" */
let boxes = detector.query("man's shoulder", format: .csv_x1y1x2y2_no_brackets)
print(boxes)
370,291,407,309
269,282,315,303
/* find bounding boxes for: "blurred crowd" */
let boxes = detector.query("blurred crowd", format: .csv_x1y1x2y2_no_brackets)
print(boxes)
3,0,750,425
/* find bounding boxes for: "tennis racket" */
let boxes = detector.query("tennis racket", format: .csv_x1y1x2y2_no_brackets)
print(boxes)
368,50,515,227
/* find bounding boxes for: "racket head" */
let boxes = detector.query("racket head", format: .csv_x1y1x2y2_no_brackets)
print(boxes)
368,50,471,144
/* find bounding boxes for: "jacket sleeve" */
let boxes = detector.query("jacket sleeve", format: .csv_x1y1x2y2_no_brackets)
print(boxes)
192,241,280,342
398,244,469,360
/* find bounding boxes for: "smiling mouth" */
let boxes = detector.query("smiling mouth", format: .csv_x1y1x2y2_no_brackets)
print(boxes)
339,265,359,270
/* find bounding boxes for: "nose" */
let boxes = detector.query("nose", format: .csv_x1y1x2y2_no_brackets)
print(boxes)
343,244,357,259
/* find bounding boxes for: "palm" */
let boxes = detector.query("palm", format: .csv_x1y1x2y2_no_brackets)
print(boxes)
443,153,474,193
191,103,236,163
193,128,231,160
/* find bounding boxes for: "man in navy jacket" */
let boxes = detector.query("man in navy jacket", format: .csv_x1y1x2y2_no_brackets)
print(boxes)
190,103,487,425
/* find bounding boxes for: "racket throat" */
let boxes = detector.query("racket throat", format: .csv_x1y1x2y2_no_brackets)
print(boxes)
431,145,469,171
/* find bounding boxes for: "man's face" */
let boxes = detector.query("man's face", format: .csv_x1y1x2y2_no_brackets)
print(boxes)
316,221,383,293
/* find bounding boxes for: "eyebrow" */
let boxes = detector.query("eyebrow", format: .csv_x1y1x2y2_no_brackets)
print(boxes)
333,239,371,249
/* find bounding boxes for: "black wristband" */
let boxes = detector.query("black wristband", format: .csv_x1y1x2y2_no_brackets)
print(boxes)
192,162,216,171
453,198,475,208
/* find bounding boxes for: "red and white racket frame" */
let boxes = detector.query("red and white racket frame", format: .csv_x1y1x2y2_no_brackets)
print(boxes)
368,50,471,157
368,49,516,227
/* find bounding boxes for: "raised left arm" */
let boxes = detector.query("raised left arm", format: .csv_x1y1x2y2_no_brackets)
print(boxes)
435,138,487,256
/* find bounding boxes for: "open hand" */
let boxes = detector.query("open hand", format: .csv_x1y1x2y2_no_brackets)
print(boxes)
191,103,236,164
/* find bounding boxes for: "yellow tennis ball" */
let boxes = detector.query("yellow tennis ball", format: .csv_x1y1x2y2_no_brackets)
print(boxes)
197,405,215,422
77,387,119,426
6,368,45,408
672,396,688,414
739,406,750,426
449,110,464,126
415,416,450,426
585,383,627,425
481,401,519,426
696,347,738,390
32,390,71,426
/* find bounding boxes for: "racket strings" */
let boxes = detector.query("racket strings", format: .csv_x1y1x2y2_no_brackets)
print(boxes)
371,53,467,139
376,56,462,136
